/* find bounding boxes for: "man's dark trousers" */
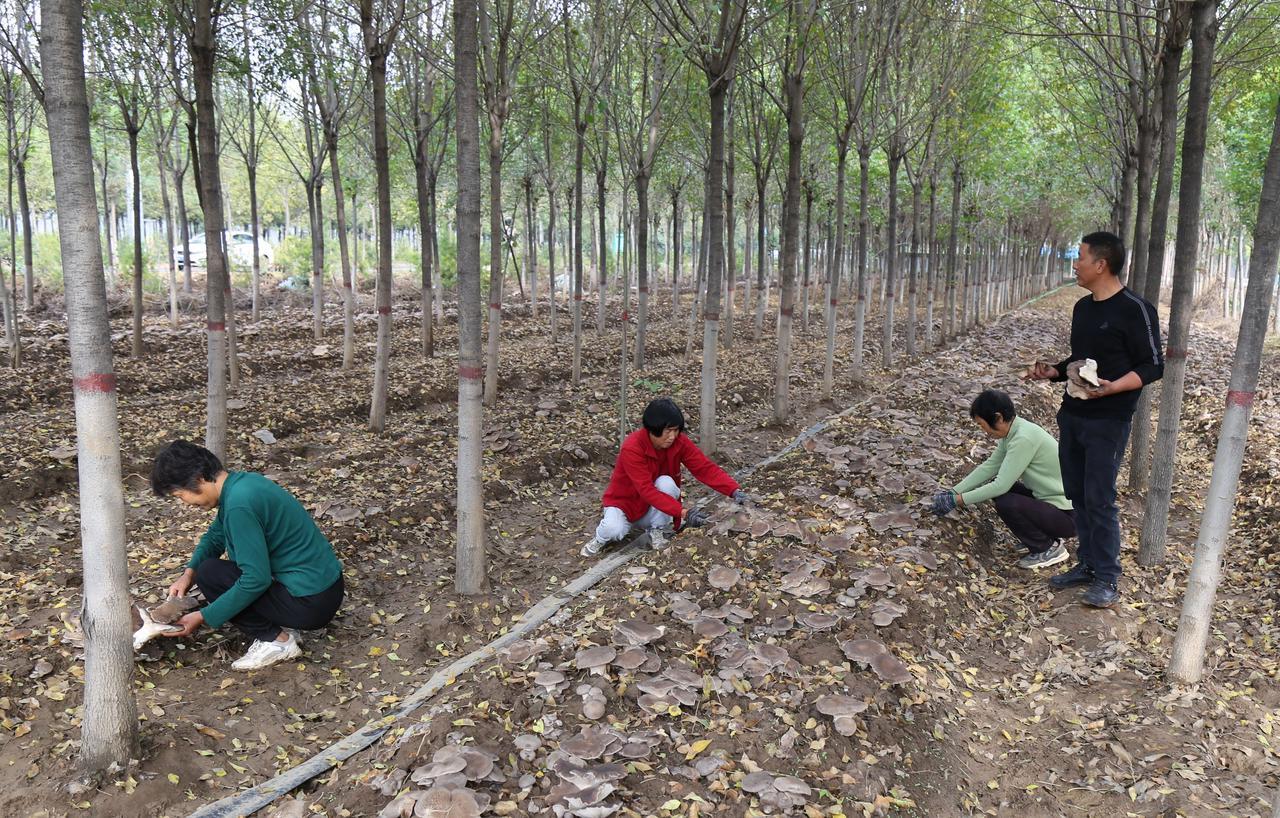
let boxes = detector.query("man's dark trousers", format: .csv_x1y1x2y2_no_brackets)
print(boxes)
992,482,1076,553
195,558,344,642
1056,410,1132,585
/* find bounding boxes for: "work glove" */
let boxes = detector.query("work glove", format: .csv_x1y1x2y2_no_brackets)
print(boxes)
732,489,751,505
930,490,957,517
684,508,711,528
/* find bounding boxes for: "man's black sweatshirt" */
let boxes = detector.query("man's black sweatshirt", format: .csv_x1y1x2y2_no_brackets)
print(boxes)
1052,287,1164,420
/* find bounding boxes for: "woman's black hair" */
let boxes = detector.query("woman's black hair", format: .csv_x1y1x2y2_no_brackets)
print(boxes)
151,440,224,496
641,398,686,436
969,389,1017,428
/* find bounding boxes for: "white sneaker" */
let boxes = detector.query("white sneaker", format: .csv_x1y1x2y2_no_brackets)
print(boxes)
231,632,302,671
581,538,606,557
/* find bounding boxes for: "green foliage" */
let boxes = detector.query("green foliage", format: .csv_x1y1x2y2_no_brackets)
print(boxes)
33,234,63,286
276,236,314,277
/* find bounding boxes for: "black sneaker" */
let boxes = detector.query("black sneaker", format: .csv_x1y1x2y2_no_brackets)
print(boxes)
1049,562,1094,590
1081,580,1119,608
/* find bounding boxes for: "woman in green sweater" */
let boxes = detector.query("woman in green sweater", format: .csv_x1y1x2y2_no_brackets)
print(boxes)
931,390,1077,570
151,441,344,671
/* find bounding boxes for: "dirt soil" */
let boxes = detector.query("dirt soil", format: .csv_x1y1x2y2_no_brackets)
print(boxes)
1,283,1276,818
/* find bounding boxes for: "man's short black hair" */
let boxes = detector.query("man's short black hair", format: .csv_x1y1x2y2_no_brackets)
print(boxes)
970,389,1017,428
1081,231,1126,278
151,440,224,496
641,398,686,436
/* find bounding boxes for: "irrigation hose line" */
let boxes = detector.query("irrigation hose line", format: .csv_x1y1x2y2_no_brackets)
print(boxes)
188,281,1073,818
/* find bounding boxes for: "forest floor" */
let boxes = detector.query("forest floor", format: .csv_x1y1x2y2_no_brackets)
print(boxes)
0,280,1276,818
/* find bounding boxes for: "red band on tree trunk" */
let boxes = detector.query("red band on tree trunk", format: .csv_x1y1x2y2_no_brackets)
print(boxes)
1227,390,1254,408
74,373,117,393
458,365,484,380
574,294,583,301
1166,347,1188,360
781,307,793,316
344,283,352,289
704,312,719,321
207,322,225,331
622,310,629,321
829,299,839,306
639,286,648,293
377,306,391,315
489,303,501,310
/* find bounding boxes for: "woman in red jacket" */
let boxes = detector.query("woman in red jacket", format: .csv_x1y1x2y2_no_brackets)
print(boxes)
582,398,747,556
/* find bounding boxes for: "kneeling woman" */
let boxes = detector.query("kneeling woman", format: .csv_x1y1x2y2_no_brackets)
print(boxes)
151,440,344,671
932,390,1077,570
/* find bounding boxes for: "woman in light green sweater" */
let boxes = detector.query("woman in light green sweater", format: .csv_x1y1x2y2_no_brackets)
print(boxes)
931,390,1077,570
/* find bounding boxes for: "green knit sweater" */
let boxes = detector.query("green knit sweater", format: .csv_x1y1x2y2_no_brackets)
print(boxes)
951,417,1072,510
188,472,342,628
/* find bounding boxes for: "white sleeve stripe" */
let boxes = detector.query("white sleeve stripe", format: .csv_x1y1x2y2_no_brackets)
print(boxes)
1122,289,1161,365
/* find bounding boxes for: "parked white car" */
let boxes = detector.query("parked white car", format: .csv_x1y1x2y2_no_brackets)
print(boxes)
176,231,274,270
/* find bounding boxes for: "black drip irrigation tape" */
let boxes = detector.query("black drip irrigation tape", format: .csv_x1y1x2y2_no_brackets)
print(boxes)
187,284,1071,818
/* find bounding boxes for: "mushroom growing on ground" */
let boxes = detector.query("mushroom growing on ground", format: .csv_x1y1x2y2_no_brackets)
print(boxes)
574,646,616,675
707,565,740,590
815,695,868,736
612,619,665,647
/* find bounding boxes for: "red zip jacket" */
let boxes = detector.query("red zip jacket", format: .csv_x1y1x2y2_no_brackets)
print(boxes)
601,428,740,529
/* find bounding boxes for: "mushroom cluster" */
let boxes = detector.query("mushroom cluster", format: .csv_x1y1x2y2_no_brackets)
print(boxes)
739,769,814,813
636,664,705,713
841,637,914,685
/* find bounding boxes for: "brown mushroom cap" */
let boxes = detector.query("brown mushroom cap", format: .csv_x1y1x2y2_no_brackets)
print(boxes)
574,645,617,671
841,637,888,663
773,775,812,796
740,771,776,793
412,787,482,818
815,695,868,717
693,618,729,639
871,652,914,684
798,612,839,631
149,596,199,625
532,670,567,688
560,726,614,760
707,565,741,590
612,619,665,646
612,647,649,670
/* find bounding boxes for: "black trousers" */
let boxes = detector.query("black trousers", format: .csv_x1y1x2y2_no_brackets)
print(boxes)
194,558,344,642
1057,409,1132,585
992,482,1077,552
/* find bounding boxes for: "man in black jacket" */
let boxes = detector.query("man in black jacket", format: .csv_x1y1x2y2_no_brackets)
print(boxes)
1027,231,1164,608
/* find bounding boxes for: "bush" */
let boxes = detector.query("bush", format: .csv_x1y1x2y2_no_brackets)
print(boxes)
32,233,63,287
276,236,313,278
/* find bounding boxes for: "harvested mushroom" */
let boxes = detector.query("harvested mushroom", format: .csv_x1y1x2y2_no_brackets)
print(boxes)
132,606,183,651
148,595,199,624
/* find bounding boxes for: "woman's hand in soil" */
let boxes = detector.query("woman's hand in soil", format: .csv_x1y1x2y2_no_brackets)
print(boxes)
168,569,195,599
162,610,204,638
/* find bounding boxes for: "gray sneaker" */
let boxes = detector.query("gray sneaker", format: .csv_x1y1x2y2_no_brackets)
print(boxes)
1017,540,1070,570
581,537,606,557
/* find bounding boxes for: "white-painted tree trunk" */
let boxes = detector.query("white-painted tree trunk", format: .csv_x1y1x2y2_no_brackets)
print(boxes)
40,0,139,772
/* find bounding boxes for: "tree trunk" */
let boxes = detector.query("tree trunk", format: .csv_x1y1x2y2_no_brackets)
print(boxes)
636,173,650,368
881,150,901,369
699,77,727,454
547,182,558,346
1169,70,1277,684
945,162,962,341
596,166,607,333
41,0,140,774
571,120,586,384
800,186,812,335
306,177,326,339
1129,22,1187,493
155,133,179,327
363,4,396,434
925,178,938,350
127,127,144,358
525,180,536,320
851,146,870,379
906,174,922,358
329,137,357,369
754,181,766,341
773,71,803,424
192,0,229,461
175,156,193,295
453,0,486,594
15,154,33,308
414,153,434,360
824,143,847,398
483,112,505,406
1138,0,1217,569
